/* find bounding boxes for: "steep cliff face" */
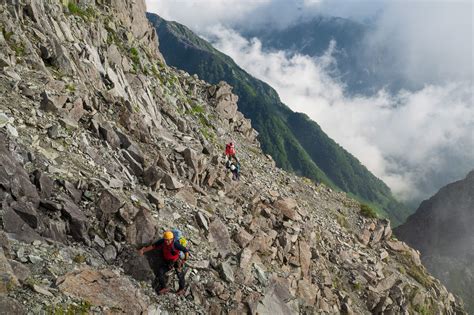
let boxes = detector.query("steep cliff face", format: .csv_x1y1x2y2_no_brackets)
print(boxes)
0,0,466,314
396,171,474,313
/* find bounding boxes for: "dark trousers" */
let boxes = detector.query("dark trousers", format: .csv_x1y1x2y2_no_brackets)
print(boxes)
155,261,185,291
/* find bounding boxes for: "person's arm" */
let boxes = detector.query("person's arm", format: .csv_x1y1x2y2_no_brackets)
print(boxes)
174,241,188,253
138,245,154,256
138,239,163,256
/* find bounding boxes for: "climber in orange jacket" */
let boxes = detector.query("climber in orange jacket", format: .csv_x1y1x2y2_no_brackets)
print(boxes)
139,231,189,295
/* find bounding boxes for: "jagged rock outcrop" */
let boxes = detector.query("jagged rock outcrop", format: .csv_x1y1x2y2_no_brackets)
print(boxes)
396,171,474,313
0,0,466,314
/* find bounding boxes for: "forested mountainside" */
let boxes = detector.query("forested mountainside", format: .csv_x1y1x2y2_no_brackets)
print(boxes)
0,0,465,313
147,13,410,226
396,171,474,313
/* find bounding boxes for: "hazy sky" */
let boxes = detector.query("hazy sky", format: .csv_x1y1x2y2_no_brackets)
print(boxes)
146,0,474,203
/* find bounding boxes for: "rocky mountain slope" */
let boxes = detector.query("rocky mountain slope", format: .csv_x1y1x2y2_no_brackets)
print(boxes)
0,0,465,314
147,13,410,226
395,171,474,313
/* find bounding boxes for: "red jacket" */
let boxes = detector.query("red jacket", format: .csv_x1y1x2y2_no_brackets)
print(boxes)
154,238,187,262
225,143,236,156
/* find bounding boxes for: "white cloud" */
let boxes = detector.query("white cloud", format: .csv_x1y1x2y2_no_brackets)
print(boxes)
145,0,271,31
146,0,474,203
363,1,473,87
206,27,474,201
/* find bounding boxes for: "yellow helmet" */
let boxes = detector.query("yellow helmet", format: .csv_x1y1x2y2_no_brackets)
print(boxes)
163,231,174,240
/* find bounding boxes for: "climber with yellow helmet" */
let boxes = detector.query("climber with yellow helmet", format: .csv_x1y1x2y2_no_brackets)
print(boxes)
138,230,189,295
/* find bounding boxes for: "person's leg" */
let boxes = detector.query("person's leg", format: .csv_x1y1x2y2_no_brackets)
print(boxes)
176,268,185,290
157,264,171,293
174,260,186,295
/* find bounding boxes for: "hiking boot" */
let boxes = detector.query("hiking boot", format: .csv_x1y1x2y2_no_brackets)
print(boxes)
158,287,170,295
176,288,185,296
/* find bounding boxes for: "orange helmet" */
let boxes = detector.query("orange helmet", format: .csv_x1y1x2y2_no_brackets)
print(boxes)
163,231,174,240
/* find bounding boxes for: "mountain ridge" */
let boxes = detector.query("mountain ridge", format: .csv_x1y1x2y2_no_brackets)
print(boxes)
147,12,410,225
395,170,474,313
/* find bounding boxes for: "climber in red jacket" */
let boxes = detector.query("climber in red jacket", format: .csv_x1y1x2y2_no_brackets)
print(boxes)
139,231,189,295
225,142,237,160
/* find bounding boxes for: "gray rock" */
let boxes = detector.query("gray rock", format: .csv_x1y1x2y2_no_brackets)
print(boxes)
33,284,53,296
126,208,157,246
5,70,21,82
256,279,293,315
209,218,232,257
143,166,163,189
120,247,155,282
147,192,165,209
94,235,106,248
109,178,124,189
39,200,62,212
58,195,89,242
10,201,39,229
19,85,35,99
0,248,19,294
195,212,209,231
115,128,133,149
219,261,235,283
122,149,143,176
162,173,184,190
99,123,121,148
40,91,67,113
0,296,26,314
6,124,18,137
28,255,43,264
188,260,210,270
68,98,85,122
47,125,61,139
374,273,398,293
370,225,385,245
63,180,82,204
0,113,10,128
127,144,145,165
273,198,301,221
3,207,42,243
119,204,140,225
103,245,117,263
97,190,122,222
43,219,67,243
234,228,253,248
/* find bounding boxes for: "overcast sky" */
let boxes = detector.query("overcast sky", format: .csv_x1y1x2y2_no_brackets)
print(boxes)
146,0,474,203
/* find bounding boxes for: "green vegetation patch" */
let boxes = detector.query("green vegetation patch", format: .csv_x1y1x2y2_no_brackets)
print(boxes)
360,203,378,219
67,2,97,21
46,300,91,315
1,26,25,56
398,252,434,288
65,83,76,92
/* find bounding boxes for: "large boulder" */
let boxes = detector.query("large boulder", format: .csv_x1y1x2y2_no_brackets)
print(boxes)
273,198,301,221
0,248,19,294
209,218,232,257
97,190,122,222
119,248,155,282
2,206,42,243
57,268,148,313
126,208,157,246
0,296,26,314
58,195,89,242
256,277,293,315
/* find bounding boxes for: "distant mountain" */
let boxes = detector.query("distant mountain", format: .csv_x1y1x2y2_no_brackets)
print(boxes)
242,16,407,95
147,13,410,225
395,171,474,313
